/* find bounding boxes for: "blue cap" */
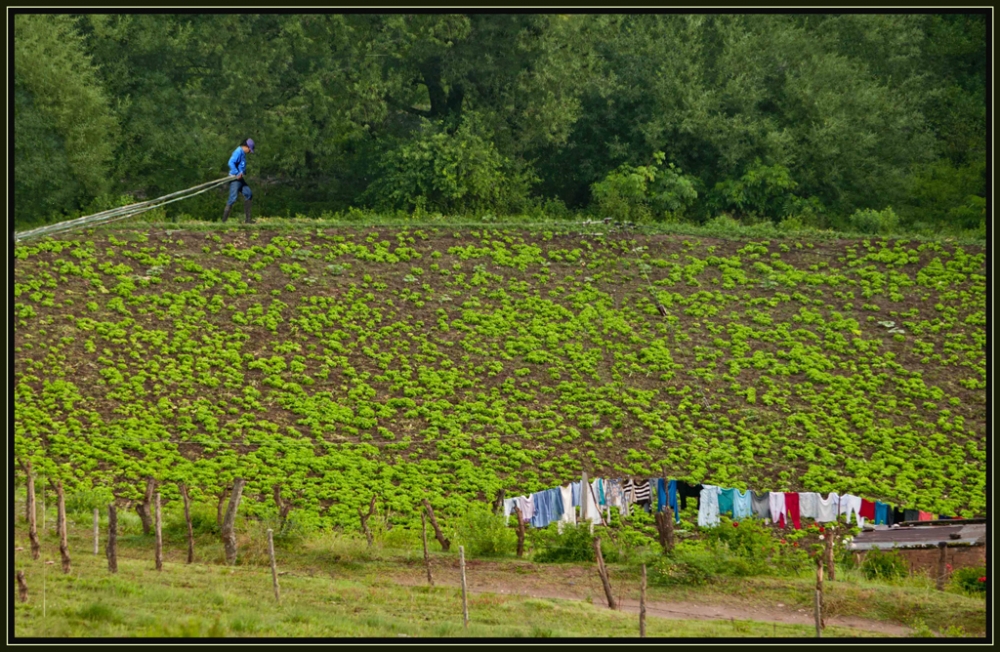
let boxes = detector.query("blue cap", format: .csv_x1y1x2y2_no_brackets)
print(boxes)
246,138,255,153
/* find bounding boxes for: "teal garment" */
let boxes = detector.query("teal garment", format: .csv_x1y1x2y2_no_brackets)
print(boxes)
718,488,735,516
733,489,753,520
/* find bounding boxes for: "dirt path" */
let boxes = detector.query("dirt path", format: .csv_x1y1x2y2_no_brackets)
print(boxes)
388,560,913,637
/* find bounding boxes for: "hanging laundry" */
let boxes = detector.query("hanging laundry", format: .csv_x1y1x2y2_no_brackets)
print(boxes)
677,480,703,511
697,485,721,527
917,511,933,521
903,509,919,523
584,482,604,525
503,498,518,520
751,491,771,520
798,492,821,521
874,501,889,525
733,489,753,520
571,481,582,508
656,478,668,513
769,492,787,528
890,506,905,525
634,480,652,513
667,480,679,522
859,499,876,520
608,479,630,517
718,488,735,517
595,478,606,507
839,495,864,527
559,485,575,527
816,493,840,523
515,495,533,523
784,492,801,530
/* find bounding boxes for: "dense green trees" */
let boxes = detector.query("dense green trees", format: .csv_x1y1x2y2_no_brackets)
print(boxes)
13,13,986,233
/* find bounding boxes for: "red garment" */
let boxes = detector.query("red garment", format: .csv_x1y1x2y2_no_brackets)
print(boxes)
918,511,933,521
784,492,801,530
859,499,876,519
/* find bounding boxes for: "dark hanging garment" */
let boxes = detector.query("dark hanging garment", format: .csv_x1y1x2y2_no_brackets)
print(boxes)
751,491,771,519
891,506,906,525
634,480,652,512
904,509,919,523
677,481,703,511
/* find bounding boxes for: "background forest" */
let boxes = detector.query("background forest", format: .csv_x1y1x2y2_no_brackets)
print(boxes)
13,13,987,235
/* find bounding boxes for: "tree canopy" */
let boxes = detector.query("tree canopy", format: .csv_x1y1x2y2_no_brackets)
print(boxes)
13,13,987,233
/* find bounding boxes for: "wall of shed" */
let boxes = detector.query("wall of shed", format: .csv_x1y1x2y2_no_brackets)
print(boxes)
854,545,985,577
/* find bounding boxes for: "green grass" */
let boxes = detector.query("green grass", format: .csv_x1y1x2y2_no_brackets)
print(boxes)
13,515,986,638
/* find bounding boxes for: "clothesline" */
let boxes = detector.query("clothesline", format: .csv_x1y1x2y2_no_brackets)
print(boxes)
502,475,950,533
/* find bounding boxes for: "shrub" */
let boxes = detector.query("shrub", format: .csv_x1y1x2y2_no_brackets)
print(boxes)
847,207,900,235
453,504,517,558
950,566,986,597
860,547,909,581
532,522,618,563
591,151,699,223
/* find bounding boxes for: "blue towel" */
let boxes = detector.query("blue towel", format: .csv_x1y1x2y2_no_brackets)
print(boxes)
874,501,888,525
656,478,667,513
718,488,735,516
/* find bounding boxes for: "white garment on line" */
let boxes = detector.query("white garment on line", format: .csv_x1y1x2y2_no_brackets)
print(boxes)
558,485,576,529
839,494,864,528
503,497,517,520
515,495,533,522
583,481,603,525
798,492,821,520
769,492,787,527
697,485,721,527
816,493,840,523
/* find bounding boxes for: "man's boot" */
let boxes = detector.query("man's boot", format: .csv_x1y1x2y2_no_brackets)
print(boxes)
222,203,233,223
244,199,253,224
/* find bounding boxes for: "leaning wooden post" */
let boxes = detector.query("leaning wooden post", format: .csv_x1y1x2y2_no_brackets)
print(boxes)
154,492,163,571
936,542,948,591
640,563,647,637
267,529,280,603
220,478,246,566
53,480,70,574
421,512,434,586
106,504,118,573
178,483,195,563
513,506,526,558
422,499,451,552
17,570,29,603
593,536,617,609
136,477,156,536
24,461,40,560
92,508,100,555
459,545,469,629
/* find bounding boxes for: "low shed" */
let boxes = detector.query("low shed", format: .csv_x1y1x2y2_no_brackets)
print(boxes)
848,521,986,576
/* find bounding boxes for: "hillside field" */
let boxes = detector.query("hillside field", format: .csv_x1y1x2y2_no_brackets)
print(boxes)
13,224,986,526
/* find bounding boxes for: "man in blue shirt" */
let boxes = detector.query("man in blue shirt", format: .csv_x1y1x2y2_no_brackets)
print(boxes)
223,138,255,223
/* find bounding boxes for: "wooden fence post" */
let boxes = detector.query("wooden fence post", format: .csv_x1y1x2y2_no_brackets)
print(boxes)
358,495,377,548
178,482,195,563
936,542,948,591
513,505,526,558
825,525,835,581
815,555,824,636
154,492,163,571
422,499,451,552
593,536,616,609
640,563,647,637
17,570,29,603
136,477,156,536
421,512,434,586
220,478,246,565
24,461,40,560
655,508,675,554
268,529,280,603
107,504,118,573
460,546,469,629
53,480,70,574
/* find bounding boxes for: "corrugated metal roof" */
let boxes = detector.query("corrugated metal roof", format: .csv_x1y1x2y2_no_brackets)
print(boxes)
848,523,986,551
